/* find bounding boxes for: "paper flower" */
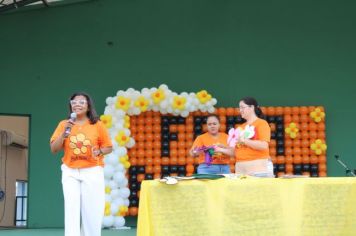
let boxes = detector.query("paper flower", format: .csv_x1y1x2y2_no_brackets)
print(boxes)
196,90,212,104
151,88,165,104
69,133,91,155
285,122,299,139
115,130,130,146
310,107,325,123
134,96,150,112
194,145,216,165
310,139,327,155
241,125,255,139
172,96,186,110
115,96,131,111
100,114,112,128
227,128,240,147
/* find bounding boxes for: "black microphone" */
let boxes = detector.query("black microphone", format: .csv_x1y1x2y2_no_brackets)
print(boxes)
64,112,77,137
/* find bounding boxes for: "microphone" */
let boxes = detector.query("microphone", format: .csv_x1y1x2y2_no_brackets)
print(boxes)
64,112,77,137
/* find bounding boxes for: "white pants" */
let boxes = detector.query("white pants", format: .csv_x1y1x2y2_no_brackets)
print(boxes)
61,164,105,236
235,159,274,177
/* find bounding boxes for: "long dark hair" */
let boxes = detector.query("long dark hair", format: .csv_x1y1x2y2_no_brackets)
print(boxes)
68,92,99,124
240,97,265,119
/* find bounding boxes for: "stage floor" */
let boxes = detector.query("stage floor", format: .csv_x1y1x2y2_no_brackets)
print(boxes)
0,228,137,236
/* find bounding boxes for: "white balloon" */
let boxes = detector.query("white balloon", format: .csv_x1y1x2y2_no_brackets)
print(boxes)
116,147,127,157
105,194,112,202
110,202,119,215
108,180,119,190
113,172,126,183
112,197,124,207
114,163,125,172
105,153,118,166
117,178,128,188
111,189,120,199
104,165,115,179
114,123,124,130
208,107,215,113
119,187,130,198
116,90,125,96
181,111,189,117
126,138,135,148
123,199,130,206
113,216,125,228
211,98,217,105
105,97,114,105
159,84,168,90
102,216,114,228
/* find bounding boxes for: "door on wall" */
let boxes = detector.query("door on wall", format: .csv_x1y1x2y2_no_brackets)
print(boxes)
0,114,29,227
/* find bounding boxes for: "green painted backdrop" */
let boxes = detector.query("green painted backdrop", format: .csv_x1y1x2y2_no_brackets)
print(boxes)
1,0,356,228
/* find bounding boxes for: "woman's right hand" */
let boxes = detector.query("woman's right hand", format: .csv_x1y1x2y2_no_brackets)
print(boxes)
62,119,75,138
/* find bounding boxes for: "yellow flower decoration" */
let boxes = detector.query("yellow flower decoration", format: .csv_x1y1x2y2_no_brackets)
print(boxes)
115,96,131,111
100,115,112,128
124,115,130,128
310,139,327,155
69,133,91,155
105,186,111,194
119,155,129,164
115,130,129,146
134,96,150,112
285,122,299,139
117,206,128,216
196,90,212,104
151,88,165,104
310,107,325,123
172,96,186,110
104,202,111,216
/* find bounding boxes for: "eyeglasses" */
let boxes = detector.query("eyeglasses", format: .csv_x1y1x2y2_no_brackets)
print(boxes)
238,105,251,110
70,99,87,106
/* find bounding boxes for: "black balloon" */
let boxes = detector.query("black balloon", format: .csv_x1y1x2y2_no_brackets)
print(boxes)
130,182,138,191
277,164,285,172
145,174,153,180
293,164,302,174
161,125,169,133
194,117,202,124
138,166,145,174
275,116,283,124
235,116,244,124
276,132,284,139
227,116,235,124
129,166,138,175
277,147,284,155
177,117,186,124
162,165,170,174
129,198,139,207
161,149,169,157
130,174,137,183
302,164,310,172
170,133,178,141
170,165,178,173
276,124,284,131
271,132,276,139
169,117,177,124
161,117,169,125
267,116,275,123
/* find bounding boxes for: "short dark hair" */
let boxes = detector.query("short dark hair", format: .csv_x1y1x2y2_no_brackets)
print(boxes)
68,92,99,124
206,114,220,124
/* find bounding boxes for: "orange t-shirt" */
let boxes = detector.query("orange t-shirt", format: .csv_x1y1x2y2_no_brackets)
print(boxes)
191,132,230,165
235,118,270,162
50,120,112,168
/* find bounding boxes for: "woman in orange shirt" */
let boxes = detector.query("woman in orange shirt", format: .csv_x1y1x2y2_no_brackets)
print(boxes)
50,92,112,236
190,114,233,174
234,97,274,177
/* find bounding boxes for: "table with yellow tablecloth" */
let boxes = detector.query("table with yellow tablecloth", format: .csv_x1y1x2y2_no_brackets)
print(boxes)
137,177,356,236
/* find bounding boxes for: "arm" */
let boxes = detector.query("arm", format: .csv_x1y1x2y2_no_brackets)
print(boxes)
242,139,269,150
93,146,113,157
214,144,235,157
50,120,73,153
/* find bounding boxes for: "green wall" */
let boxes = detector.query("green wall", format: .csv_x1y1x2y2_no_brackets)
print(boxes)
1,0,356,228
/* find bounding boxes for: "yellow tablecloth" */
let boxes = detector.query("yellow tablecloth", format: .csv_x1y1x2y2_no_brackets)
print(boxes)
137,177,356,236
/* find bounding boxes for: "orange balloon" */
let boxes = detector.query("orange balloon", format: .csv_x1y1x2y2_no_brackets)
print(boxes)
300,106,309,115
292,139,301,147
186,116,193,124
318,171,327,177
292,106,300,115
300,122,308,131
285,155,293,164
170,157,178,165
286,163,293,173
310,155,318,164
129,157,138,166
153,173,161,179
219,116,226,124
178,141,186,149
284,115,292,124
169,125,177,133
275,106,284,115
302,155,310,164
229,157,236,165
318,155,326,164
269,123,276,132
178,133,186,141
277,156,285,164
138,157,145,166
291,115,300,123
301,139,310,148
178,148,186,157
317,131,325,139
285,147,293,156
293,155,302,164
153,157,161,166
293,147,301,156
136,141,145,150
137,149,145,159
137,174,145,182
130,126,137,134
269,139,276,148
300,114,310,123
153,165,161,174
186,124,194,133
217,108,226,115
285,139,292,148
266,107,276,116
178,125,186,133
269,148,276,157
186,164,195,173
170,149,178,158
145,142,153,150
153,149,161,158
145,157,153,166
284,107,292,115
317,123,325,131
219,124,226,132
170,141,178,149
319,163,326,172
301,147,310,156
226,107,235,116
161,157,170,165
186,157,194,165
309,130,318,139
277,172,286,177
185,133,194,142
145,165,153,174
178,157,186,165
129,207,138,216
153,133,161,141
153,141,161,149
